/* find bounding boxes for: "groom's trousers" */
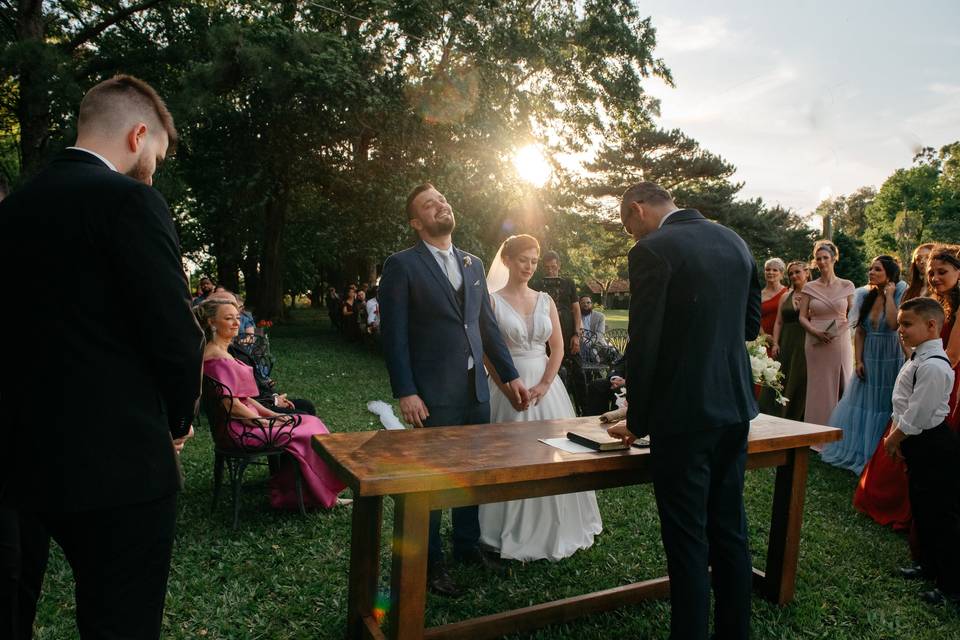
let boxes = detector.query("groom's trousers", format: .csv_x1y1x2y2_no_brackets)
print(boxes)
650,422,752,640
423,398,490,566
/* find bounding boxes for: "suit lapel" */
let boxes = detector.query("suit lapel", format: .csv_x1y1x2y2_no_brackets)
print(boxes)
453,247,475,317
414,241,463,319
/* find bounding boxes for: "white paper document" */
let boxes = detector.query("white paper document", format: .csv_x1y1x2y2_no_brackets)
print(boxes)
538,437,596,454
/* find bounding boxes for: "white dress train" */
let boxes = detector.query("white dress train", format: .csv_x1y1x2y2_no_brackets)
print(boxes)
479,291,603,561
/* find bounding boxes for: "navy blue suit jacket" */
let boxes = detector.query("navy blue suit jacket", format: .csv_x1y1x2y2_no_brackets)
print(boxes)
379,240,519,408
625,209,762,438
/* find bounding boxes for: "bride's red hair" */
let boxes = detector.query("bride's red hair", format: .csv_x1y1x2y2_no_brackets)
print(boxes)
501,234,540,260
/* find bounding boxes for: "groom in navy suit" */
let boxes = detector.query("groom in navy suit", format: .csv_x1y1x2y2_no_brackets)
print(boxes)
379,183,528,597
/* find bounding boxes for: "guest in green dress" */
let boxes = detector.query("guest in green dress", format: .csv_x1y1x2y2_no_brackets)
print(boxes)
760,260,809,420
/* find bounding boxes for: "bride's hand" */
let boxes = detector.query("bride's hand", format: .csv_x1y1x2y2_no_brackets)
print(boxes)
528,382,550,406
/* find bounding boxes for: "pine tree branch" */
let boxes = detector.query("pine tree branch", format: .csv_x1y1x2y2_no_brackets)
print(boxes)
63,0,167,52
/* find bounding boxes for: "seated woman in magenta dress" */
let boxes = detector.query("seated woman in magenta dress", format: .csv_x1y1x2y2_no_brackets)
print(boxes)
196,298,349,510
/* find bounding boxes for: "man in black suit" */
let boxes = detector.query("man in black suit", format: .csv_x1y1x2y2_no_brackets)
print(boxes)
0,75,203,639
608,182,761,640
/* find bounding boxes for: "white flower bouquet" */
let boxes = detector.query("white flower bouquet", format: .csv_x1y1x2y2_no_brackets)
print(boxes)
746,334,789,406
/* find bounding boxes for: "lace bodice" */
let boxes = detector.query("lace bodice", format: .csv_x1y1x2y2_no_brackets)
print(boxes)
491,291,552,356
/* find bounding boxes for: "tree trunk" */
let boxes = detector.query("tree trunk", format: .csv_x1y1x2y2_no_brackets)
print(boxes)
15,0,50,179
253,187,287,320
216,256,240,293
241,243,259,301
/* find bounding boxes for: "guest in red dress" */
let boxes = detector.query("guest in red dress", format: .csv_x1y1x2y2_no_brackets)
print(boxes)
760,258,788,341
928,246,960,430
756,258,787,398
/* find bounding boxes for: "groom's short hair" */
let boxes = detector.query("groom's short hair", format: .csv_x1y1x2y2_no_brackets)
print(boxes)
405,183,435,220
621,181,673,212
78,74,178,153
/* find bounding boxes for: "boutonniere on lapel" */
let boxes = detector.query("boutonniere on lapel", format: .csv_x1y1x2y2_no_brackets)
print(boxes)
462,255,472,268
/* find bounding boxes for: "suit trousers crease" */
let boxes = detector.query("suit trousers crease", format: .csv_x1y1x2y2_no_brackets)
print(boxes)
651,423,752,640
422,370,490,566
902,423,960,594
16,493,178,640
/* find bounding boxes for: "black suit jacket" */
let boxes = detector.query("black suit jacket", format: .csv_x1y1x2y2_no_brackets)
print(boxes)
0,149,204,512
625,209,761,438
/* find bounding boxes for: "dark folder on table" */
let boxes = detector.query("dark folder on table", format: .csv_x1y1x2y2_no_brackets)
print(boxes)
567,430,630,452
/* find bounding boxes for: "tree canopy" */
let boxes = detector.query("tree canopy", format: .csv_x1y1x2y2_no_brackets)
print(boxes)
1,0,823,318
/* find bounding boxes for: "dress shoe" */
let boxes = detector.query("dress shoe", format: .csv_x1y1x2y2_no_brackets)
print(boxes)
427,563,462,598
920,588,960,606
454,547,510,576
897,564,929,580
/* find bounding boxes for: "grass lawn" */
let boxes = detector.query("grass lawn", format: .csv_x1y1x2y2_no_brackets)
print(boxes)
32,310,960,638
601,308,628,330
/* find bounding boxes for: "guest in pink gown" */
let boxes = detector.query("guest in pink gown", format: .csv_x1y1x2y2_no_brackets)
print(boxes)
798,240,855,427
195,298,349,510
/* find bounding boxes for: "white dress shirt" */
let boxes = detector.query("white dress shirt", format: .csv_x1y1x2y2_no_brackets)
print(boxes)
67,146,118,172
892,338,955,436
365,297,379,325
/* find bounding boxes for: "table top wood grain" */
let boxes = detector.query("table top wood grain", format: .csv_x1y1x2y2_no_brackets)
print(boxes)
312,413,841,497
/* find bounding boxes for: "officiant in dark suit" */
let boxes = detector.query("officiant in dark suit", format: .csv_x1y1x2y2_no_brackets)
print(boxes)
608,182,761,640
379,183,528,597
0,75,203,639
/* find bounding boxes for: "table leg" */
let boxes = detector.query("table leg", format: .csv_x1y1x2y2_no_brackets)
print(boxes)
347,496,384,640
762,446,809,605
388,493,430,640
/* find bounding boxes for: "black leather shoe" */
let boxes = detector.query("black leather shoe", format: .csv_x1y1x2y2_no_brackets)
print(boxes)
920,588,960,606
897,564,929,580
454,547,510,576
427,563,461,598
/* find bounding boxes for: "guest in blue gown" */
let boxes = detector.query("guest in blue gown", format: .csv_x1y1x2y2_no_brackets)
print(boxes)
821,256,906,473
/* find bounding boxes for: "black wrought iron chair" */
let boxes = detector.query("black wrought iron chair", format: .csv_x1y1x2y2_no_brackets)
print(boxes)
201,375,305,528
604,328,629,357
231,333,274,378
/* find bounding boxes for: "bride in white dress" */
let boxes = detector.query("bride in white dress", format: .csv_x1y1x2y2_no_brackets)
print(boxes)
479,234,603,561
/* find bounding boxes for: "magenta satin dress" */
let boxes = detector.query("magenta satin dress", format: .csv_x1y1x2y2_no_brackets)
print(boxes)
203,358,345,509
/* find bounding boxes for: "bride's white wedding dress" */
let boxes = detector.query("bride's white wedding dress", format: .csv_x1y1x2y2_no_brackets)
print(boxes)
479,290,603,561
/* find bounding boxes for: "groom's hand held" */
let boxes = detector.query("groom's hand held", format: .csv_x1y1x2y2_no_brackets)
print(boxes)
505,378,530,411
399,394,430,428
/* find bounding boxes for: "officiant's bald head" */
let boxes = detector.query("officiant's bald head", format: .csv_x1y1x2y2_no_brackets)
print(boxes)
75,74,177,185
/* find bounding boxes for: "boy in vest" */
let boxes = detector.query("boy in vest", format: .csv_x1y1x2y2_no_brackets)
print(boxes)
884,297,960,605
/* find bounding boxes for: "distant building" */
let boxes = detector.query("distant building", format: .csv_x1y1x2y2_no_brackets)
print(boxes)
586,279,630,309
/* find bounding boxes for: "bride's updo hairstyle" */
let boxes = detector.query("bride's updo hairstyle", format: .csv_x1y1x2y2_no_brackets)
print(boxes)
194,298,239,342
500,234,541,262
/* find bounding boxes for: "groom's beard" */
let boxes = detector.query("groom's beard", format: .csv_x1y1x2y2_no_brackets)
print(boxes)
126,155,152,184
424,214,456,237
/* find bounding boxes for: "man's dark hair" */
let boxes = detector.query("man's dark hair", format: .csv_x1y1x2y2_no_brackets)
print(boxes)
542,250,560,264
78,74,179,153
405,183,435,220
900,296,945,329
621,181,673,216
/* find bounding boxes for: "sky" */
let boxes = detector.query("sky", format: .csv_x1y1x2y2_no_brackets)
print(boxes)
637,0,960,218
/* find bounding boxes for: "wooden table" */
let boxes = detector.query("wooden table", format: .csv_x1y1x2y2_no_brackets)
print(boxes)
312,414,841,640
